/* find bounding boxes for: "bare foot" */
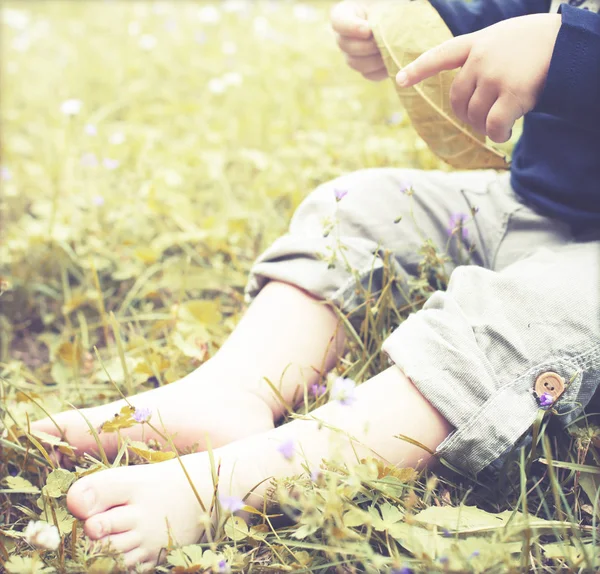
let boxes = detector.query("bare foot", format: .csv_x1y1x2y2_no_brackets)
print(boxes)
30,360,274,462
66,447,260,571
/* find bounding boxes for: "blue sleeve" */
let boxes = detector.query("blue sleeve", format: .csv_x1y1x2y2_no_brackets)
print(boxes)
429,0,551,36
535,4,600,131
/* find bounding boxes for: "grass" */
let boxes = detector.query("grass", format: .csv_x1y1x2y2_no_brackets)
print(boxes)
1,1,599,573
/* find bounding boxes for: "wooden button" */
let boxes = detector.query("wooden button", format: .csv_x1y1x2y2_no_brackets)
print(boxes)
534,372,565,401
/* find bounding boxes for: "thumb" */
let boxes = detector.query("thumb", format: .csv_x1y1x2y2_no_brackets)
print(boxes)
330,1,371,39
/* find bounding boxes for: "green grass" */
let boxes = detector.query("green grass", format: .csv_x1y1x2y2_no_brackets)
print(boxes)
1,2,599,573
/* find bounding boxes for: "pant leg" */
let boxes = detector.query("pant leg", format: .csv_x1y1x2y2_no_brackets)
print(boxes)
382,240,600,476
246,168,514,324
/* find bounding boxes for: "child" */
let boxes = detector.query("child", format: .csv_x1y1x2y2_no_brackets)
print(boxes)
31,0,600,570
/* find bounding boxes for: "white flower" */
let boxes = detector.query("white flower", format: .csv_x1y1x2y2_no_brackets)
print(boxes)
24,520,60,550
221,41,237,55
194,31,207,45
139,34,157,51
92,195,105,206
3,9,30,30
84,123,97,136
198,5,220,24
222,72,243,87
109,132,125,145
223,0,246,13
208,78,227,94
80,152,98,168
60,99,82,116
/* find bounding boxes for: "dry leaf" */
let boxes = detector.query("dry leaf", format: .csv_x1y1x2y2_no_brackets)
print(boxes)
128,440,176,463
370,0,509,169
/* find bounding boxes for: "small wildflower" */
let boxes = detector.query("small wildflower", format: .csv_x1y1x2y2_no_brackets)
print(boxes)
24,520,60,550
391,568,413,574
442,528,451,538
334,188,348,202
399,179,412,194
539,392,554,407
81,153,98,168
293,4,319,22
60,98,82,116
219,494,244,513
310,469,321,482
217,559,231,574
223,0,246,13
471,551,480,558
310,383,327,397
208,78,227,94
387,111,405,125
277,438,295,461
102,157,120,170
1,166,12,181
109,132,125,145
253,16,271,37
198,5,221,24
139,34,157,51
448,212,469,241
331,377,357,406
84,123,97,136
92,195,105,207
194,31,207,45
132,406,152,423
439,556,449,564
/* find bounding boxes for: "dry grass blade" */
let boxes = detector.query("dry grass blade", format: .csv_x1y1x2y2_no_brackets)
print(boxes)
369,0,509,169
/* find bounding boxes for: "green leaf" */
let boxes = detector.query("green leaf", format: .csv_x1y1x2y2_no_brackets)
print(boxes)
5,554,56,574
224,516,248,541
43,469,76,498
368,502,403,532
3,476,40,494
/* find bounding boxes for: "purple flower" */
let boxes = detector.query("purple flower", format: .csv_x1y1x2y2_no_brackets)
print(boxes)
92,195,105,207
331,377,357,406
448,212,469,241
1,166,12,181
334,188,348,202
217,559,231,574
277,438,295,461
399,179,412,194
391,568,413,574
539,392,554,407
219,494,244,513
132,406,152,423
442,528,451,538
310,469,321,482
102,157,120,170
439,556,449,564
471,551,480,558
310,383,327,397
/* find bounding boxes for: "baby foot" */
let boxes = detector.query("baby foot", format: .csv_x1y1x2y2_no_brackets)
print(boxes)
67,448,257,571
30,361,274,463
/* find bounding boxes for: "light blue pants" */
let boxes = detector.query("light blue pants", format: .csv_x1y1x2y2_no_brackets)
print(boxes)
246,168,600,476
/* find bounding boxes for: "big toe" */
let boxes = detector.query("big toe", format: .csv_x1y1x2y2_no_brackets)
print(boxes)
67,467,132,520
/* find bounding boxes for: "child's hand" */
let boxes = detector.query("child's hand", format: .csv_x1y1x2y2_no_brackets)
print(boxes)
396,14,562,143
330,1,387,81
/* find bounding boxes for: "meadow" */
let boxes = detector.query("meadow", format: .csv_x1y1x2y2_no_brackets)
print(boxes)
1,1,599,572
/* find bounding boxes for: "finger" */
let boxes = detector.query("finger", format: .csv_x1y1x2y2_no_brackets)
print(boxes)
336,35,380,57
346,54,386,75
396,35,472,88
486,96,521,143
363,68,389,82
330,2,371,39
466,85,499,134
449,65,476,124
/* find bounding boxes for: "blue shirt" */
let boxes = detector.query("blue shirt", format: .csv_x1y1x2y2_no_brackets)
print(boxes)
428,0,600,229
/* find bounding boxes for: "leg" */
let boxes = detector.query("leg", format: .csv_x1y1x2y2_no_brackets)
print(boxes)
30,281,344,458
66,365,452,570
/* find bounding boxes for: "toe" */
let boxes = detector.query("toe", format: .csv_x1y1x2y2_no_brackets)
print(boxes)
99,530,142,554
122,547,152,571
67,468,132,520
84,505,137,539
